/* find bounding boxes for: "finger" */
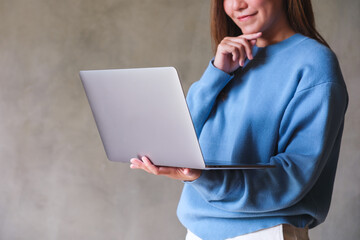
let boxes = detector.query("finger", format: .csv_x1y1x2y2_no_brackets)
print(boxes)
218,40,245,66
130,163,143,169
183,168,190,175
239,32,262,40
142,156,160,175
130,158,151,174
181,168,202,181
130,158,154,174
217,40,239,57
244,42,253,60
229,37,254,60
130,158,142,165
130,158,142,168
130,162,152,173
232,47,240,62
237,45,245,66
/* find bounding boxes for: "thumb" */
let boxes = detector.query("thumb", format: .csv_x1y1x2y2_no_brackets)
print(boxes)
183,168,191,175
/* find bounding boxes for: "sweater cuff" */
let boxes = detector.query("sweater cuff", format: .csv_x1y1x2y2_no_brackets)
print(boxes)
209,59,234,79
197,59,234,89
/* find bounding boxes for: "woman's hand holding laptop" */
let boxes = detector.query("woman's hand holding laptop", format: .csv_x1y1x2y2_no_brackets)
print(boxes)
130,156,201,181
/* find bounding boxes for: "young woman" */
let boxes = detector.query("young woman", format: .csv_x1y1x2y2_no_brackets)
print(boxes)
130,0,348,239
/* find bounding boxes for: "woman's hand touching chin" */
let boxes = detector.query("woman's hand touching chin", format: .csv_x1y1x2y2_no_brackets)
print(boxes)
213,32,262,74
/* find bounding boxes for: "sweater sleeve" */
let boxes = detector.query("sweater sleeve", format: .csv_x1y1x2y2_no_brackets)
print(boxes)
186,60,233,137
186,81,348,213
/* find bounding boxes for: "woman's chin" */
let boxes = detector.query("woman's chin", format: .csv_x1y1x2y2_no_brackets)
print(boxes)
239,27,262,35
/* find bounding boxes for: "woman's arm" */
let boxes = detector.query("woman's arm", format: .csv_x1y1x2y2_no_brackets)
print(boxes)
186,61,233,137
186,82,348,212
188,33,261,137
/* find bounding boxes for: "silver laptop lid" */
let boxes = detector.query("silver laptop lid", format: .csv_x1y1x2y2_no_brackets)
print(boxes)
80,67,206,169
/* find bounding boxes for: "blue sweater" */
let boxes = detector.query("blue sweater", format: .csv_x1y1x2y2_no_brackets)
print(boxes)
177,34,348,239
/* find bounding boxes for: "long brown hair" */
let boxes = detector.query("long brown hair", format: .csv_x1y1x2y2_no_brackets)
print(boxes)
210,0,329,52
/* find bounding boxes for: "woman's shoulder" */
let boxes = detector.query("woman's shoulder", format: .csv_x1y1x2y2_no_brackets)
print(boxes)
289,35,346,92
294,34,338,65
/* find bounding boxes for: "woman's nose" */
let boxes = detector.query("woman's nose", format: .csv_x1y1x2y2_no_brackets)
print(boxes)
230,0,248,11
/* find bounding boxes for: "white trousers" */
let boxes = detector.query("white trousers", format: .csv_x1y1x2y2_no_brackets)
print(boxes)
186,224,309,240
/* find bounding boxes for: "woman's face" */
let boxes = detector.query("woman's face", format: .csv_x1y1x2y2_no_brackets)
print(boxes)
223,0,287,35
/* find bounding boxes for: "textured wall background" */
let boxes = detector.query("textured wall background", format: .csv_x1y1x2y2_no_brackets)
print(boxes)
0,0,358,239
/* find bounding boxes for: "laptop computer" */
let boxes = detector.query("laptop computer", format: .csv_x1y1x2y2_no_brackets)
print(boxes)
79,67,275,170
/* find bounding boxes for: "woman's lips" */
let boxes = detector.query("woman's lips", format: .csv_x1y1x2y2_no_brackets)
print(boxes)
237,13,257,21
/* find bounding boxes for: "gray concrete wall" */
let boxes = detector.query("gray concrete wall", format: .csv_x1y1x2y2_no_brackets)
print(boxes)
0,0,358,239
